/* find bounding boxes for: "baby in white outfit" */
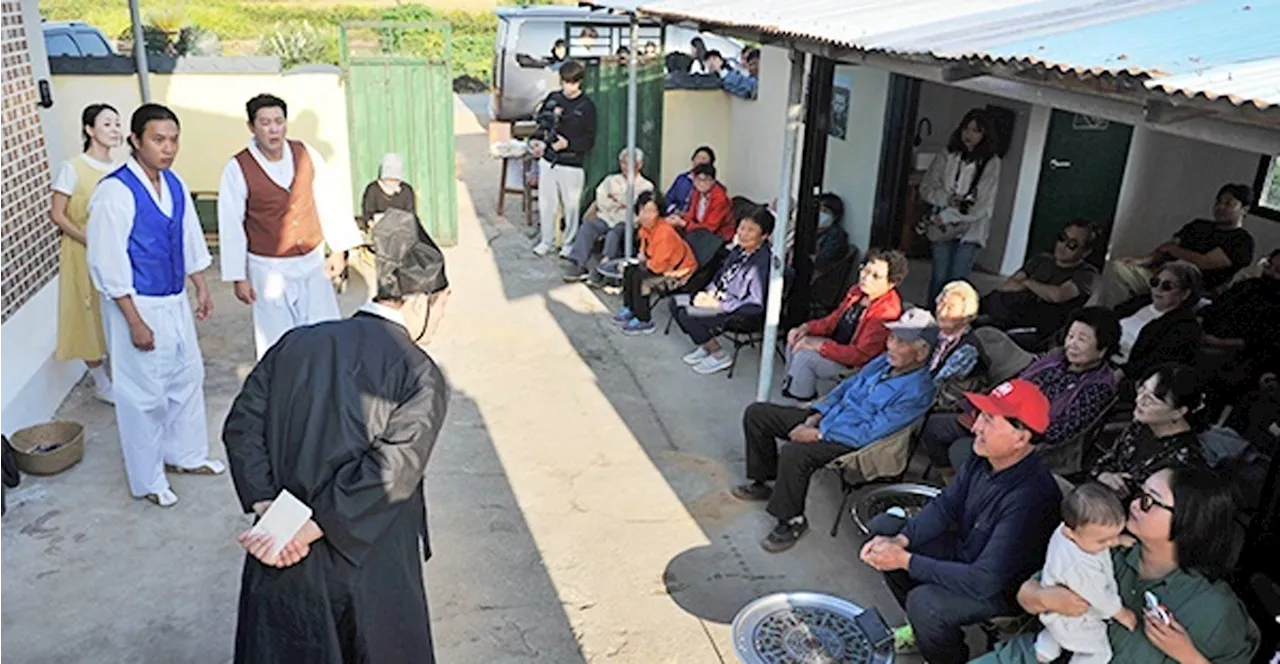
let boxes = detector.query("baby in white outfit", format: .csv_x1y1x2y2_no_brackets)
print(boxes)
1035,483,1137,664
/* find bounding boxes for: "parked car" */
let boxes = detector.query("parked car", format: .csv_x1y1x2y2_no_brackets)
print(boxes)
491,5,741,122
42,20,116,57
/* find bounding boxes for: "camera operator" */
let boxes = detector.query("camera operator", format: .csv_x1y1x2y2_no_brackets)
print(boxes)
530,60,598,258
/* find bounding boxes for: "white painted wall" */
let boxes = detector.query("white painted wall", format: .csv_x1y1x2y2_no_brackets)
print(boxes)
726,45,794,202
1111,127,1280,261
822,64,891,252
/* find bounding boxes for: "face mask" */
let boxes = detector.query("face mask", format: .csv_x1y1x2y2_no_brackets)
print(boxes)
818,211,834,229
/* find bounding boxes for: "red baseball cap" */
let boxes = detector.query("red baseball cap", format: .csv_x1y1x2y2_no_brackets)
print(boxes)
963,379,1050,434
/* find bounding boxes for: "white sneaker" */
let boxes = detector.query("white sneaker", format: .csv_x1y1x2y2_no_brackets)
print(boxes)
533,242,552,257
692,353,734,375
558,246,574,259
93,386,114,405
682,347,711,365
166,459,226,475
145,489,179,507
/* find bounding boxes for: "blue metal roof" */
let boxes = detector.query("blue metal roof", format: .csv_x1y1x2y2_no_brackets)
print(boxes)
629,0,1280,108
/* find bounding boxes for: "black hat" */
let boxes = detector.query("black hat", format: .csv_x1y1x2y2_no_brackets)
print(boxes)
372,208,448,299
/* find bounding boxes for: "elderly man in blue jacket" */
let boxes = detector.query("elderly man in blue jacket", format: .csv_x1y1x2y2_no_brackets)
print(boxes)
733,308,939,552
859,378,1062,664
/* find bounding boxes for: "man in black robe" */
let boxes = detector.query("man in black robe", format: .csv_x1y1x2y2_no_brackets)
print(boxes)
224,211,450,663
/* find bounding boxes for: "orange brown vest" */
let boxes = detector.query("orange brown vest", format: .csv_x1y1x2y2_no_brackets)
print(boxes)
235,139,323,257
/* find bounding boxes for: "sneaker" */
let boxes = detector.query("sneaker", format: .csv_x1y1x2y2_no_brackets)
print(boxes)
612,307,634,323
761,516,808,553
730,481,772,501
682,346,711,365
893,624,918,655
692,352,733,375
562,264,588,282
144,488,179,508
620,318,655,335
558,246,574,260
166,459,226,475
533,242,553,257
93,386,115,405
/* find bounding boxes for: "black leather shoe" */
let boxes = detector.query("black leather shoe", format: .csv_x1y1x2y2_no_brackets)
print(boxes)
761,517,808,553
731,481,772,502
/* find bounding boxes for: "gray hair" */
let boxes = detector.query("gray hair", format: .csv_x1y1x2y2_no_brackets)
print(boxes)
618,147,645,165
1155,259,1203,300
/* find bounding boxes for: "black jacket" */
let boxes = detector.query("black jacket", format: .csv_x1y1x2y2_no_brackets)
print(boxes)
1116,294,1202,380
537,90,597,168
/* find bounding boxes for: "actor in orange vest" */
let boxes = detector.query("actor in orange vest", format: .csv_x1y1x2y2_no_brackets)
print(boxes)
217,94,363,359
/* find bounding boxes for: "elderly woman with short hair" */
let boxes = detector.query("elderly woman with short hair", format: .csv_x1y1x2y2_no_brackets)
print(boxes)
930,280,986,410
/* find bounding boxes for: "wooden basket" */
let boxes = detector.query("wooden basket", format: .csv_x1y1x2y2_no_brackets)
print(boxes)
10,421,85,476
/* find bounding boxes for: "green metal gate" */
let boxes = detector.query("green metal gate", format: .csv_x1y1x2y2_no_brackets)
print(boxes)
579,57,665,211
341,22,458,245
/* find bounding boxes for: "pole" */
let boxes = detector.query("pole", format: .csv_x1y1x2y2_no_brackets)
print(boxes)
756,51,807,403
128,0,151,102
623,14,639,259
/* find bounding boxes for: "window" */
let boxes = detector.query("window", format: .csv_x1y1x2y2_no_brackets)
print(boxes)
44,32,79,57
513,21,562,68
1254,155,1280,222
73,30,111,56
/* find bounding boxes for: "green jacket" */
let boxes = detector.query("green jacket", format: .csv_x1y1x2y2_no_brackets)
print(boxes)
971,546,1258,664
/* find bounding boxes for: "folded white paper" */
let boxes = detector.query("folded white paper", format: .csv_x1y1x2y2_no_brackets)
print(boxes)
250,489,313,560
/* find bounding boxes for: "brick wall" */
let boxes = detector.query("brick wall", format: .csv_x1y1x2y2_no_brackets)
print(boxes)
1,0,56,323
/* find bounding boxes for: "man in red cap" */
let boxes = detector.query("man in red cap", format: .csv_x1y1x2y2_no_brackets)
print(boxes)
859,379,1062,664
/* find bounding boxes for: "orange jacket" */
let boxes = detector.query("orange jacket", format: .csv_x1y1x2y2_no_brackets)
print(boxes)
681,183,734,241
639,222,697,279
806,287,903,368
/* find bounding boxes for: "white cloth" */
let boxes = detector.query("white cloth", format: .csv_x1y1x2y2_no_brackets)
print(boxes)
216,139,362,282
52,153,115,195
358,300,407,329
538,159,585,248
247,249,341,359
1036,525,1122,663
85,158,212,497
1115,304,1164,364
918,151,1001,247
594,171,653,226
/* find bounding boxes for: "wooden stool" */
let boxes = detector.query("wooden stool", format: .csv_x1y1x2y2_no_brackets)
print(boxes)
498,154,536,226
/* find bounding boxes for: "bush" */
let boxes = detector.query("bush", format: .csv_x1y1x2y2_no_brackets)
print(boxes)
258,21,338,69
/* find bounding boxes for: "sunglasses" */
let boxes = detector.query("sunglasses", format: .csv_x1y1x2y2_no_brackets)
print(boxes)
1055,232,1083,251
1148,276,1182,292
1137,491,1174,514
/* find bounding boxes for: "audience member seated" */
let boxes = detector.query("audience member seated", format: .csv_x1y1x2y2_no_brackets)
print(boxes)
664,146,715,216
359,153,416,227
1112,260,1203,386
922,307,1121,476
732,309,940,552
1198,248,1280,414
784,192,853,314
980,220,1099,345
671,207,774,375
860,379,1061,664
562,147,654,282
930,280,986,411
1076,364,1207,498
613,191,697,335
974,467,1259,664
1092,183,1256,306
666,163,733,241
782,249,907,401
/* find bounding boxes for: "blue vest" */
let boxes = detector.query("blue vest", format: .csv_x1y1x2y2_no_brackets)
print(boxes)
109,165,186,297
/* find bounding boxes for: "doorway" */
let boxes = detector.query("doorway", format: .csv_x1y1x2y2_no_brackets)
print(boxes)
1025,110,1133,264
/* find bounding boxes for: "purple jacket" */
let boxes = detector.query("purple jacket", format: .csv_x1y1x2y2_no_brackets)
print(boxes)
1020,349,1118,448
709,243,771,314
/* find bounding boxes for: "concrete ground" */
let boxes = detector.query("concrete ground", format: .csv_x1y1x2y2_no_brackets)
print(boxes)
2,95,947,663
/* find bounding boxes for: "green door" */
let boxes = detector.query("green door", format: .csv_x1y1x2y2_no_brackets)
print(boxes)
579,57,665,211
1026,111,1133,265
342,22,458,245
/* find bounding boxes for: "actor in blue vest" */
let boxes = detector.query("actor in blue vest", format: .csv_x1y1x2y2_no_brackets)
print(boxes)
87,103,224,507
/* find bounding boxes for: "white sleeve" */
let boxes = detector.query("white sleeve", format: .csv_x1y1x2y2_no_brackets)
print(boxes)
52,160,77,196
216,158,249,281
306,143,362,253
918,152,952,208
176,173,212,275
86,179,137,299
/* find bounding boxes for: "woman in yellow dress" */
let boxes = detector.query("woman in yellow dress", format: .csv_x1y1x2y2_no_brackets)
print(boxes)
51,103,121,403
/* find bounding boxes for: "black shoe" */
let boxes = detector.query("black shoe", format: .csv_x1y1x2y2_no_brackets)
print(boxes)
781,387,817,402
731,481,772,502
562,264,588,282
761,517,808,553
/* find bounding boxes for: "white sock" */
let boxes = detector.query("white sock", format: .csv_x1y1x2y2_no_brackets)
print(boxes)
88,364,111,389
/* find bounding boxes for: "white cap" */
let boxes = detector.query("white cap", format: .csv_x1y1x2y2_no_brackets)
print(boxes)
379,153,404,181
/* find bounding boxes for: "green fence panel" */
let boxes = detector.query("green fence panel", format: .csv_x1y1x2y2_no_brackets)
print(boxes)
343,22,458,246
579,58,665,211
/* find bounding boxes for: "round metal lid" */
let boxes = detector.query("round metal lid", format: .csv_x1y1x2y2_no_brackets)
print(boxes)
731,592,895,664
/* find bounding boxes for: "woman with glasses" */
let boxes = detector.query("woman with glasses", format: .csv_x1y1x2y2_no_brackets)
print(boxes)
1078,364,1207,498
974,467,1259,663
1113,260,1203,384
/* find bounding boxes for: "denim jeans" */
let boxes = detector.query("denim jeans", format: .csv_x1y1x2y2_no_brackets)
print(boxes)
929,240,981,304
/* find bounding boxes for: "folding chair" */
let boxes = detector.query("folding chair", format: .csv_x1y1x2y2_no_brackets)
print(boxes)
1037,396,1119,477
823,416,927,536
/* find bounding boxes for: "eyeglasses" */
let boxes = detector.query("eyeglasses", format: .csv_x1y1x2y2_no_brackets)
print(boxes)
1056,232,1083,251
1137,491,1174,514
860,265,888,280
1148,276,1182,292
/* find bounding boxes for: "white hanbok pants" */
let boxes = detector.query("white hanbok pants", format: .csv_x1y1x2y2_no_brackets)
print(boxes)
103,291,210,497
247,249,340,359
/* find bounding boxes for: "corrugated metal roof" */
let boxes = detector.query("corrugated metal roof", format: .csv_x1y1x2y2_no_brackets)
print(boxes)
629,0,1280,109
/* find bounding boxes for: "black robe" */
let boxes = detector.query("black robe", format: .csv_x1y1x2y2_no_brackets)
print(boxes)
223,311,449,664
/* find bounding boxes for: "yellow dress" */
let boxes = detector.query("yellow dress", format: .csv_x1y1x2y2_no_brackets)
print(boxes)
55,155,113,361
